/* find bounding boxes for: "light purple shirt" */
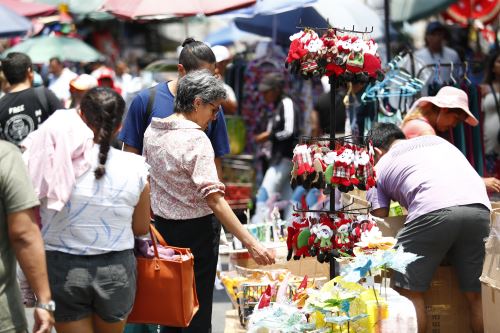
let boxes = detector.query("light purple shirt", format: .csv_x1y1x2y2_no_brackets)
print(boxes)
367,135,491,223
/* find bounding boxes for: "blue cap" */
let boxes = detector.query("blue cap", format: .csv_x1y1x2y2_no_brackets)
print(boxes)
426,21,446,35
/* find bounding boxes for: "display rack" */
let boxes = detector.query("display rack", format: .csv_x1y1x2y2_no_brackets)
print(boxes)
292,23,377,278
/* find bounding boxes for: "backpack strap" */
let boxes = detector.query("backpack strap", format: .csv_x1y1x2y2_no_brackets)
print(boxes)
144,84,158,129
34,86,49,112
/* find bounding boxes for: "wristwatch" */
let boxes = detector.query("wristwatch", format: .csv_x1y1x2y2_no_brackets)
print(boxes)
36,300,56,312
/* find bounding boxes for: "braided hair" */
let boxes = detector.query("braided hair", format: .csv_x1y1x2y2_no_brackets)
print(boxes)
80,87,125,179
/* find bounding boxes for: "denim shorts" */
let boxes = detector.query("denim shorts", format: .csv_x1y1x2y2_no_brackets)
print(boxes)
392,204,490,292
46,249,137,322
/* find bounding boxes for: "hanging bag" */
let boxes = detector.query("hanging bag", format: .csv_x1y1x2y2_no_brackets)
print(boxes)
127,225,199,327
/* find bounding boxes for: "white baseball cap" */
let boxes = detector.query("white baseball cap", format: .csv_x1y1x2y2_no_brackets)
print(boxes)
211,45,231,63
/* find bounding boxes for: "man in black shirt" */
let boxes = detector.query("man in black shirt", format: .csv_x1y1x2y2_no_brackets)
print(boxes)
0,52,61,146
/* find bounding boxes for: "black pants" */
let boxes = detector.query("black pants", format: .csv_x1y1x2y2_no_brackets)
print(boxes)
155,214,221,333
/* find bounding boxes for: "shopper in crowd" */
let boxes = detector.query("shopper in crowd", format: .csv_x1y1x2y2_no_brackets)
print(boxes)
114,59,134,102
481,50,500,179
143,70,275,333
0,70,10,98
22,87,151,333
119,38,229,177
413,21,461,95
252,72,300,223
48,57,77,105
94,67,122,95
66,73,98,109
211,45,238,114
401,86,476,137
0,52,61,146
366,122,489,333
401,85,500,192
0,141,54,333
312,83,361,137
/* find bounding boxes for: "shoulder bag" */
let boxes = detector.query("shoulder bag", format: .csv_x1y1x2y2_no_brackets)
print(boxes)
127,225,199,327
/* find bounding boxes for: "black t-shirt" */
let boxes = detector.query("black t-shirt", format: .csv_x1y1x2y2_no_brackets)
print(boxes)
269,96,301,165
314,91,347,135
0,87,61,145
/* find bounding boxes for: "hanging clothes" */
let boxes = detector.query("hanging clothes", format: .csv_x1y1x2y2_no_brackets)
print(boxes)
467,82,485,176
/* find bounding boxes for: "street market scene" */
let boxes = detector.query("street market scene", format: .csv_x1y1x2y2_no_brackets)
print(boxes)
0,0,499,332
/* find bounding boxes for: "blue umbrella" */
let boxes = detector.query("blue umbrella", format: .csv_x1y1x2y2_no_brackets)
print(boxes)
205,22,269,46
234,6,328,44
0,4,32,38
234,0,390,44
222,0,318,17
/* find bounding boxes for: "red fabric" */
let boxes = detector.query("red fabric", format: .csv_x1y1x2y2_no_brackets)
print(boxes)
0,0,56,18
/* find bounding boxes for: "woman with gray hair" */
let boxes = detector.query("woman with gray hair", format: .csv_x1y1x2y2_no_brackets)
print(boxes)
143,70,275,333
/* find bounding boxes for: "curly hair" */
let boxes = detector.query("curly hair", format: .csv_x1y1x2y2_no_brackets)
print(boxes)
175,69,227,114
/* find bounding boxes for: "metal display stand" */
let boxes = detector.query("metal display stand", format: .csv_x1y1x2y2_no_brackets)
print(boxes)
292,24,375,279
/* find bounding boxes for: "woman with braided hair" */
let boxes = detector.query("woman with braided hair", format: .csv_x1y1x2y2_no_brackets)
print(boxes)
22,87,151,333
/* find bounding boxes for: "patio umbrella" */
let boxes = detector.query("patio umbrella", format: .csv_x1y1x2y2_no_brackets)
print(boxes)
204,22,270,46
103,0,257,20
34,0,104,14
2,35,103,63
234,7,328,45
219,0,318,18
0,0,57,18
390,0,459,23
234,0,385,44
442,0,500,26
0,3,32,37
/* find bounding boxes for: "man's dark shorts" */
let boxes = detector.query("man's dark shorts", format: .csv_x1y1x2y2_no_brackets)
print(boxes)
46,249,136,322
393,204,490,292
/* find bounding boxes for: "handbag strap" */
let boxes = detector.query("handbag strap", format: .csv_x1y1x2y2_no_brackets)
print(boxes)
149,224,168,246
148,225,168,260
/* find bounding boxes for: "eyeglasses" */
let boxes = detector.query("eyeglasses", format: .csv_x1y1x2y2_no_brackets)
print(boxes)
207,102,220,117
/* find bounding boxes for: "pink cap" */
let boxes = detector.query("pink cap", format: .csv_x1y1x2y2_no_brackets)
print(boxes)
410,86,478,126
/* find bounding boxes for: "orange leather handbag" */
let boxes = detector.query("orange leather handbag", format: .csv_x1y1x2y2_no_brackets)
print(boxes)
127,225,199,327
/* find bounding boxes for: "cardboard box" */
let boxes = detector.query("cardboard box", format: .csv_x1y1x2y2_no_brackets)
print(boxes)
229,250,330,278
424,266,471,333
481,283,500,333
490,201,500,210
373,215,406,238
373,215,472,333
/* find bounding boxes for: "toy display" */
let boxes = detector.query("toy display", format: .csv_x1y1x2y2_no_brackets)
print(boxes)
291,140,376,193
286,28,384,84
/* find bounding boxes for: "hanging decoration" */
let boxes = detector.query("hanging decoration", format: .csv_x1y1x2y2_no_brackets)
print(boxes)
285,28,384,83
285,25,382,280
291,139,376,193
286,212,381,264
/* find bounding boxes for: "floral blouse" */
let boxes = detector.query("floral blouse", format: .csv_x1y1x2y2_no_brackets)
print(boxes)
143,118,225,220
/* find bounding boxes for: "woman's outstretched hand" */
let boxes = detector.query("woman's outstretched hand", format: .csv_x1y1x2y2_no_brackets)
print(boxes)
246,240,276,266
